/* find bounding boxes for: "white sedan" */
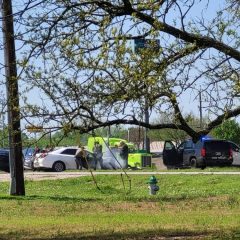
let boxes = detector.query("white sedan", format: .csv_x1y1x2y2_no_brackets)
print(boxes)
34,147,96,172
228,141,240,166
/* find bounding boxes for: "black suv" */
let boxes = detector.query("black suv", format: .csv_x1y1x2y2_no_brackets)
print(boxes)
163,139,233,169
0,149,10,172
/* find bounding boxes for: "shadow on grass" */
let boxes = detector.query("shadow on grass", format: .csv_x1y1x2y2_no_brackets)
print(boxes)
124,194,203,203
0,191,215,203
0,228,239,240
0,193,203,204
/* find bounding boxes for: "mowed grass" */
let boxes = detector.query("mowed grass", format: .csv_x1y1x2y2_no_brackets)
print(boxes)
0,173,240,239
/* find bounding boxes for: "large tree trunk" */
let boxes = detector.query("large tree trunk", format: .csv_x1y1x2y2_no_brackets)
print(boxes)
2,0,25,195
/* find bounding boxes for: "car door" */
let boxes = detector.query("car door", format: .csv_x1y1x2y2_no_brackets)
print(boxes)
59,148,77,169
229,142,240,166
163,141,178,168
182,140,195,166
176,142,185,163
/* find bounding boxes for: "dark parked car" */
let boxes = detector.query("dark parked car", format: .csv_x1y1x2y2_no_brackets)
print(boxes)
163,138,233,169
0,149,10,172
0,148,35,172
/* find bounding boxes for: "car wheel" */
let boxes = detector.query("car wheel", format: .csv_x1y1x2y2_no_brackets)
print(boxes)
52,161,65,172
190,157,197,168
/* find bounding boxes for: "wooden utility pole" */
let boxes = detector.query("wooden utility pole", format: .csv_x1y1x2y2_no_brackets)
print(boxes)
1,0,25,195
199,90,203,129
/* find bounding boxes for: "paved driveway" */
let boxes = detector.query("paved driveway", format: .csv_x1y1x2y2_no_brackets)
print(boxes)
1,171,240,182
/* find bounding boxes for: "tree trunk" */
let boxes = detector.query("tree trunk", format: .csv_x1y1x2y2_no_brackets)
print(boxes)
2,0,25,195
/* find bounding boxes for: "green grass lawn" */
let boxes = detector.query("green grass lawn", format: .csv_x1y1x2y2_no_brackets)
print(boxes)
0,173,240,239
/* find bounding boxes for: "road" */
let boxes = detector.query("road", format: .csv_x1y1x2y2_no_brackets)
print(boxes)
1,171,240,182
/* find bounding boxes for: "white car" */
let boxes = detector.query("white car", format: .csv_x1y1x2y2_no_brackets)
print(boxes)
228,141,240,166
34,147,96,172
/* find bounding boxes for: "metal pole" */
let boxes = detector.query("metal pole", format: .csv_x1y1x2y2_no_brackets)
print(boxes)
144,101,150,153
1,0,25,195
143,83,150,153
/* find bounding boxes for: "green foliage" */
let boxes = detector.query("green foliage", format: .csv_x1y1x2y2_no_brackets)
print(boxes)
211,119,240,144
93,126,127,139
148,128,187,144
0,128,8,148
23,126,128,149
148,113,208,144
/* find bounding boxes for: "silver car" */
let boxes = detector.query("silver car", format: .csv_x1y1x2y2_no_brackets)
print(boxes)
23,147,35,170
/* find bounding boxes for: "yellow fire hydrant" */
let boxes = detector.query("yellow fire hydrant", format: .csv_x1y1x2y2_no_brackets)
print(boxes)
147,175,159,195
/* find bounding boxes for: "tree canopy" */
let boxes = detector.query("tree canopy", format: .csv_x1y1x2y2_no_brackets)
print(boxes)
211,119,240,144
1,0,240,142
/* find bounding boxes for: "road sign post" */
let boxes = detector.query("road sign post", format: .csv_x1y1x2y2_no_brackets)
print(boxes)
134,39,160,153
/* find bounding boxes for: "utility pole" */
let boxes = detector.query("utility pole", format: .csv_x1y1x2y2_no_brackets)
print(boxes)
1,0,25,195
199,90,203,129
0,99,6,147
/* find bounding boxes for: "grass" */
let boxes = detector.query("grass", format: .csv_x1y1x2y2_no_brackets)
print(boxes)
0,173,240,239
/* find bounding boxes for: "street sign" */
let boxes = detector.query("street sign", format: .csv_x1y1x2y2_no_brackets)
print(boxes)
26,125,43,133
134,39,160,53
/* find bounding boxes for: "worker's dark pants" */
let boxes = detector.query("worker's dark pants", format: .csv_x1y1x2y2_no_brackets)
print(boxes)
75,157,83,170
94,156,103,170
75,157,88,170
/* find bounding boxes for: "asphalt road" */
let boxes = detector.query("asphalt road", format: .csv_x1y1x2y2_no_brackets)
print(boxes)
1,171,240,182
